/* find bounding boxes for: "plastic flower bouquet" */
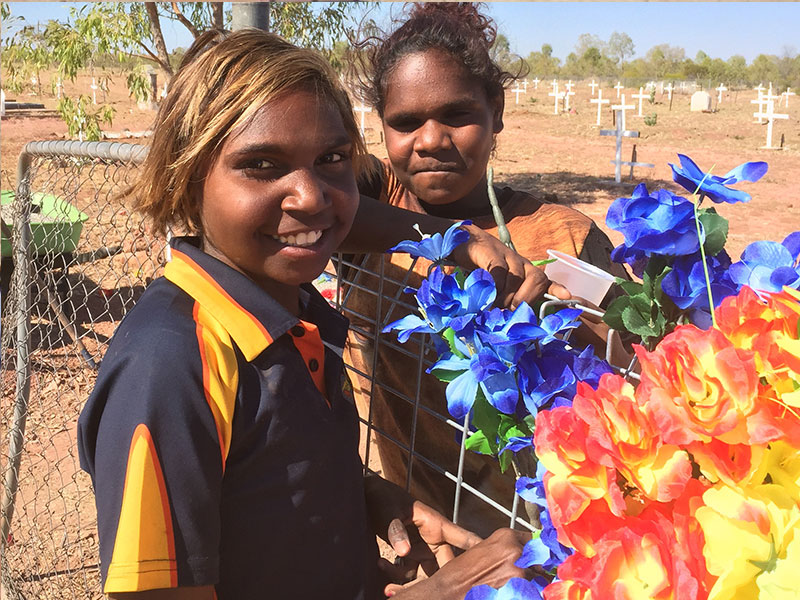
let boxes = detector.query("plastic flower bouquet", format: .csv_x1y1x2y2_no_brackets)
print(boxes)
382,156,800,599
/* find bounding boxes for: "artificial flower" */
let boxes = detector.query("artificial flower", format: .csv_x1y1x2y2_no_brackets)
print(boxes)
387,220,471,264
728,232,800,295
606,183,700,271
695,483,800,600
466,577,545,600
669,153,768,204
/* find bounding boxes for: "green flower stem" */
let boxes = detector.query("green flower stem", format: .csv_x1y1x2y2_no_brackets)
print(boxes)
487,166,515,251
693,195,717,329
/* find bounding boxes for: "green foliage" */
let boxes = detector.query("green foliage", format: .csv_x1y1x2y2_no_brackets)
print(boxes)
57,95,114,141
643,112,658,126
126,64,151,104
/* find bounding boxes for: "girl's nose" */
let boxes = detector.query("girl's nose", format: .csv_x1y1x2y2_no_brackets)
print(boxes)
413,120,453,154
281,169,330,214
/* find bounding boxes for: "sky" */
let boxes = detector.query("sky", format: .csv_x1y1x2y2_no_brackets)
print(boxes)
3,2,799,64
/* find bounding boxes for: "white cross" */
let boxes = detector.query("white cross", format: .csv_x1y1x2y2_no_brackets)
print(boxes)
768,82,774,96
590,88,609,126
614,81,624,99
354,102,372,138
511,85,525,105
548,82,561,114
751,89,767,123
521,78,529,92
759,99,789,149
589,79,599,96
600,110,652,183
90,77,98,105
716,83,728,104
754,83,765,96
550,79,558,92
780,87,796,107
531,77,539,90
1,89,5,118
565,80,574,93
564,87,575,111
680,82,687,92
664,82,674,101
611,94,635,131
55,77,63,100
631,86,648,117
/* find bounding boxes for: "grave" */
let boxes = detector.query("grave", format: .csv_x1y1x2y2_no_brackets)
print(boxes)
690,91,711,112
511,85,525,105
521,79,528,92
614,81,624,98
780,87,795,107
531,77,539,90
632,86,648,117
354,101,372,138
611,94,635,131
55,77,63,100
716,83,727,104
90,78,98,105
564,87,575,111
589,79,599,96
1,90,4,118
590,88,609,126
548,82,561,115
664,82,674,110
600,109,654,183
751,89,767,123
758,99,789,150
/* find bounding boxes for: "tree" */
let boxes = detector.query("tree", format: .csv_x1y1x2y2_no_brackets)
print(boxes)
607,31,634,68
2,2,371,140
574,33,604,58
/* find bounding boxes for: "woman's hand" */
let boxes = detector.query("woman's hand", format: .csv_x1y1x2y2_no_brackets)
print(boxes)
451,223,570,309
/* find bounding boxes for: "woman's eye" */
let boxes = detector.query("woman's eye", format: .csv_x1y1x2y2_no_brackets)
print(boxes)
319,151,349,165
251,159,275,169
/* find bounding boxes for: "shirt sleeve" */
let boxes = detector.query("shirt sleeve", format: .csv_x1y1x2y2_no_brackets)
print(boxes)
78,301,231,593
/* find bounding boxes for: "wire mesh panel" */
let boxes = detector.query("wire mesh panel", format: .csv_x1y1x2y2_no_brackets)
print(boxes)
1,141,160,599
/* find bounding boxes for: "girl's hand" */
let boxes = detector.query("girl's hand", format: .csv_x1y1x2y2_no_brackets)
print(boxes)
451,223,571,309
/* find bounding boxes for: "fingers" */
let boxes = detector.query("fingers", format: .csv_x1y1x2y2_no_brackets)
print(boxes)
387,518,411,557
436,518,482,551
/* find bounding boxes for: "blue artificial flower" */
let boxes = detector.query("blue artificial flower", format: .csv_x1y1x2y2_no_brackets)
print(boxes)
382,267,496,342
518,353,577,416
465,578,545,600
501,435,533,455
477,302,547,349
567,346,614,390
669,154,768,204
387,220,471,264
661,250,740,328
728,232,800,295
606,183,701,271
430,345,519,419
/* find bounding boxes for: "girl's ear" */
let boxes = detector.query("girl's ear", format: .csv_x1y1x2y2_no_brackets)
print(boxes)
491,91,504,134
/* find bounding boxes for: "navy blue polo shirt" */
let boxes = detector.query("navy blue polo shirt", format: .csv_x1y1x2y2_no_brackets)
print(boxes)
78,237,380,598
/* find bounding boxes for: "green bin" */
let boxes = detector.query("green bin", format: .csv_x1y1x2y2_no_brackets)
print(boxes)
1,190,88,257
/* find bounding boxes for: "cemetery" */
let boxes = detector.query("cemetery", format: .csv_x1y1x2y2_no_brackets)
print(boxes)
1,5,800,598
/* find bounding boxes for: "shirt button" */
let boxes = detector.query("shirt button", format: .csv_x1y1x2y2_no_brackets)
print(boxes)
309,358,319,372
290,325,305,337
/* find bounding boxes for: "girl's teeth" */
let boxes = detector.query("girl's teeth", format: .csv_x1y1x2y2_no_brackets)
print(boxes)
272,230,321,247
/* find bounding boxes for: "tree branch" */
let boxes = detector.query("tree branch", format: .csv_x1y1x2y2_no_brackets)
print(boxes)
145,2,174,77
211,3,224,30
169,2,201,38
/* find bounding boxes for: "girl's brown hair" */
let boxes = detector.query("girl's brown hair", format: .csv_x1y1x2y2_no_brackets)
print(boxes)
132,28,367,237
353,2,526,118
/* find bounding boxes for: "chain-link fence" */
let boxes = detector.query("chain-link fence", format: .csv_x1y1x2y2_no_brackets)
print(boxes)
1,140,636,598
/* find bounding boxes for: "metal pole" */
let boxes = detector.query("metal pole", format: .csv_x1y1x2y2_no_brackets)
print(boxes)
231,2,270,31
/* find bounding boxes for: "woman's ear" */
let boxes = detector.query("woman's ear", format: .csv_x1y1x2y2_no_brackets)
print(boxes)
491,91,504,134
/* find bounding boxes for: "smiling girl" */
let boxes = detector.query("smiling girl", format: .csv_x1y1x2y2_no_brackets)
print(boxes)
77,28,535,600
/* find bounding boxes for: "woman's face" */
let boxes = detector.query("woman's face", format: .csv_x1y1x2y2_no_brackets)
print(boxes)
199,89,358,311
381,49,503,212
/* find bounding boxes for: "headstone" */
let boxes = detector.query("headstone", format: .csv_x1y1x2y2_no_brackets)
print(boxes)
548,82,561,115
589,79,599,96
590,88,609,126
354,101,372,137
600,110,653,183
632,86,648,117
690,91,712,112
759,99,789,149
511,85,525,105
716,83,728,104
614,81,624,99
611,94,635,131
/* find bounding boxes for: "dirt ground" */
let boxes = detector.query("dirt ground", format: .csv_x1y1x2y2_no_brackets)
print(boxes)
3,71,799,259
1,70,799,597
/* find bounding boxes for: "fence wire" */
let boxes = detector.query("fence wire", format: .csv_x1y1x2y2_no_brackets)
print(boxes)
1,140,638,599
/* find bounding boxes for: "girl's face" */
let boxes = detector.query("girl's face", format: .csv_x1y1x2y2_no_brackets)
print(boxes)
200,89,358,312
382,49,503,215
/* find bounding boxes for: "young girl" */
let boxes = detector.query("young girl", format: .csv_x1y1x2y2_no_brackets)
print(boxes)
343,3,628,536
77,28,532,600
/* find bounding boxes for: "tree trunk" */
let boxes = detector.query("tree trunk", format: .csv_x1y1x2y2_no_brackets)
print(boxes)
144,2,174,77
211,3,224,30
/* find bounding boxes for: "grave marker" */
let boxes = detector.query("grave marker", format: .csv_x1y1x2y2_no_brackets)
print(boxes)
161,82,168,99
632,86,648,117
611,94,635,130
758,99,789,150
521,78,529,92
354,101,372,137
564,87,575,111
548,81,561,114
780,87,795,107
690,90,712,112
531,77,540,90
665,82,674,110
90,77,98,105
55,77,63,100
751,89,767,123
716,83,728,104
600,109,654,183
1,89,5,118
511,85,525,105
589,79,599,96
614,81,624,98
590,88,609,125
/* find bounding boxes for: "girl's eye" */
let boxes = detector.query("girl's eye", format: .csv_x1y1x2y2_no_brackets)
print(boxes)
250,159,276,169
319,151,350,165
